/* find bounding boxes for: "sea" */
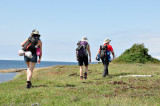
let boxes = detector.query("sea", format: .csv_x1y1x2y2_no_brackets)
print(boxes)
0,60,78,83
0,60,78,70
0,60,97,83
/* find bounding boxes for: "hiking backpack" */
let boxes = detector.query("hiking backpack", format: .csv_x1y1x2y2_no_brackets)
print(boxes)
99,45,108,58
99,45,111,61
22,35,39,53
76,41,88,57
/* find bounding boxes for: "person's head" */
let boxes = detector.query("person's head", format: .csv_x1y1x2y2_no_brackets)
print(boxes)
103,38,111,44
81,37,88,42
31,29,41,37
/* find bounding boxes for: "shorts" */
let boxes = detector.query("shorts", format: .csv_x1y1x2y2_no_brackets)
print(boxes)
24,54,37,63
78,56,88,66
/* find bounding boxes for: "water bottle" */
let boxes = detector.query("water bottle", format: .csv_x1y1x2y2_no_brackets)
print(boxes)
107,51,111,62
96,54,100,61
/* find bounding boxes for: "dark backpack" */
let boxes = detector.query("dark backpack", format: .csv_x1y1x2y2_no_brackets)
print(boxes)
99,45,111,61
99,45,108,58
22,35,39,53
76,41,88,57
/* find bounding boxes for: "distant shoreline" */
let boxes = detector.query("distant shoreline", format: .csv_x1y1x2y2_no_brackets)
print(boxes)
0,66,55,73
0,60,79,70
0,68,27,73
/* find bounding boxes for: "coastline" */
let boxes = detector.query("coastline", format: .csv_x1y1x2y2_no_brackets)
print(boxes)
0,65,57,73
0,66,56,84
0,68,27,73
0,60,79,73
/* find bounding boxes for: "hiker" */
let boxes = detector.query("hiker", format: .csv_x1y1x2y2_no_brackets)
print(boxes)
96,38,115,77
76,37,91,80
21,29,42,88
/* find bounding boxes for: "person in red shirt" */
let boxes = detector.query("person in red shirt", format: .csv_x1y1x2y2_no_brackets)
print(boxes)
96,38,115,77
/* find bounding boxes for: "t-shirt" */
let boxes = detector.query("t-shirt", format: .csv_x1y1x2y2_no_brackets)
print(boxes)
104,43,113,51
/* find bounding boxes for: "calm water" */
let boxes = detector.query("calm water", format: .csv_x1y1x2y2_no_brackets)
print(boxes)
0,60,78,70
0,60,78,83
0,73,19,83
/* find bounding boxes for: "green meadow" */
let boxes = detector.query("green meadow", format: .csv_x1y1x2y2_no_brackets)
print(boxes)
1,63,160,106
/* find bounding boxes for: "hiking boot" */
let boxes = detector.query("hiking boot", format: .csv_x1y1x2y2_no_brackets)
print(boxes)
80,76,83,80
84,72,87,79
103,74,108,77
26,81,32,89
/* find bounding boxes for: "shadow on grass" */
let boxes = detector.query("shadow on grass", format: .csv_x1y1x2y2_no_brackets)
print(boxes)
56,84,76,88
31,85,47,88
81,81,94,84
112,72,133,76
93,73,133,80
69,73,78,77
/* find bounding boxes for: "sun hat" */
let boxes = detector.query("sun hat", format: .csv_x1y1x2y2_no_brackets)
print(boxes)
32,29,41,36
81,37,88,42
103,38,111,44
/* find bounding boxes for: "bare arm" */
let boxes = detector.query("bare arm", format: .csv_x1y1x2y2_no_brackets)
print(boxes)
87,44,91,62
95,50,100,59
111,51,115,60
21,39,28,47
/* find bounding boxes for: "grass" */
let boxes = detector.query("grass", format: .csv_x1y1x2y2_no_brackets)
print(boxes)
1,63,160,106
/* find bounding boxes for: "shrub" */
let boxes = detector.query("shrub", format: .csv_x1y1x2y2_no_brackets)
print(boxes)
114,43,160,63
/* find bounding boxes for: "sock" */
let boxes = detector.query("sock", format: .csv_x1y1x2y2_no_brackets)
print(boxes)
27,81,31,83
84,72,87,75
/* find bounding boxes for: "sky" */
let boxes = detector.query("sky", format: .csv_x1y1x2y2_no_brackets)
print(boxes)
0,0,160,62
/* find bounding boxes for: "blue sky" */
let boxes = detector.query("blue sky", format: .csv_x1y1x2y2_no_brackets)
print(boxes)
0,0,160,62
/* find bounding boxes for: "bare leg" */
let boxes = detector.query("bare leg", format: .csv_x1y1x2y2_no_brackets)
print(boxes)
25,62,29,68
26,62,29,75
84,65,88,79
85,65,88,73
27,62,36,81
80,66,83,76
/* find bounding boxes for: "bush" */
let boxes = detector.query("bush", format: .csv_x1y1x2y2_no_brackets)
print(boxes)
114,43,160,63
